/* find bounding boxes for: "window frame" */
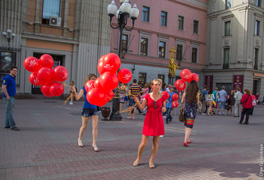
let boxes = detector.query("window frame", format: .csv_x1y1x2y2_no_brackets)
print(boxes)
158,41,167,58
191,47,198,63
139,34,150,56
223,48,230,69
142,6,150,22
256,0,261,7
121,34,128,53
254,48,259,70
178,16,184,31
193,20,199,34
224,21,231,36
138,73,147,85
255,20,260,36
225,0,232,9
176,44,184,61
160,11,168,26
42,0,61,25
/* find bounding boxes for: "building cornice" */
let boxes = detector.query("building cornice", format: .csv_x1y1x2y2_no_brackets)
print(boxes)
168,0,207,12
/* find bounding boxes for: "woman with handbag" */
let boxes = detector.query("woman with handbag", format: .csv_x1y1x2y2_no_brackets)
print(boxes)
133,79,166,168
239,89,252,125
181,80,199,147
250,91,256,115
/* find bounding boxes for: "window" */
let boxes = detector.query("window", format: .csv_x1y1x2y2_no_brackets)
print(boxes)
142,6,150,22
257,0,261,7
178,16,184,30
176,44,183,61
225,0,231,9
255,20,260,36
121,34,128,53
140,37,148,56
193,20,199,34
223,48,230,69
254,48,259,70
139,73,146,85
192,48,198,63
0,51,16,82
160,11,168,26
158,75,165,84
225,21,231,36
42,0,61,24
159,41,166,58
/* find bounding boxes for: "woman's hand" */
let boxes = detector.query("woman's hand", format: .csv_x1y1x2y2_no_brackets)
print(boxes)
161,107,166,113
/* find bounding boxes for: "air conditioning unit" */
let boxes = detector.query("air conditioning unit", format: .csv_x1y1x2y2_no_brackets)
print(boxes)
49,16,61,27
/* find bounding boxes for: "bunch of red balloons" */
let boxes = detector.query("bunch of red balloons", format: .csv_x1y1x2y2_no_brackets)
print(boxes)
24,54,68,97
175,69,199,91
85,53,132,106
171,93,179,108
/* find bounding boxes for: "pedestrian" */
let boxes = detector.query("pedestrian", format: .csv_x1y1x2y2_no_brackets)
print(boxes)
132,79,166,169
181,80,199,147
141,83,149,115
118,83,126,113
250,91,256,115
72,73,99,152
2,66,20,131
234,88,242,117
124,84,129,106
239,89,252,125
218,86,227,115
66,81,76,105
127,79,142,119
228,90,235,116
166,85,175,124
206,90,214,116
201,86,208,114
255,92,259,104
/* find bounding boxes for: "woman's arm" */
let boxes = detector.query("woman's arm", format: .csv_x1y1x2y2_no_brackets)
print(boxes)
73,88,84,101
196,92,200,105
161,101,166,113
181,92,186,103
134,96,147,110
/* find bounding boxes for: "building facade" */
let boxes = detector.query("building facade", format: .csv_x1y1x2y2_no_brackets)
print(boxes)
206,0,264,97
0,0,110,95
110,0,208,86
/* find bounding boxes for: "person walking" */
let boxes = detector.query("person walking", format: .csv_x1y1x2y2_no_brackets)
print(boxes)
228,90,235,116
127,79,141,120
2,66,19,131
72,73,99,152
218,86,227,115
239,89,252,125
132,79,166,169
66,81,76,105
250,91,256,115
234,88,242,117
166,85,175,124
181,80,199,147
206,90,214,116
201,86,208,114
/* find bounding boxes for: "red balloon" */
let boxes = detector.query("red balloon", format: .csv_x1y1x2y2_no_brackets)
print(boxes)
100,72,119,91
99,55,105,62
39,54,54,68
105,90,114,101
53,66,68,82
97,60,106,75
191,73,199,82
50,83,64,96
101,53,121,74
94,77,104,90
175,79,186,91
48,69,57,83
37,67,52,82
86,88,108,106
161,91,169,100
180,69,192,82
118,69,132,84
23,57,41,72
172,101,179,108
172,93,179,101
29,72,43,86
41,84,53,97
85,80,95,92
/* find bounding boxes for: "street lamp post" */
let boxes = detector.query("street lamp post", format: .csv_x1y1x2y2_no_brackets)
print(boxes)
2,29,16,50
107,0,139,121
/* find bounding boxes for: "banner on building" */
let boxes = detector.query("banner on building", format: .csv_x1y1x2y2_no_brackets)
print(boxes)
233,75,243,91
204,75,213,92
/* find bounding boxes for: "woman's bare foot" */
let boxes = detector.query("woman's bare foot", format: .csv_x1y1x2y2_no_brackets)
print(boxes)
149,161,155,169
133,159,140,166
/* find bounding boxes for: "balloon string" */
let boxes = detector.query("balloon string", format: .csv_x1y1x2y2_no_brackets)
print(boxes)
116,102,138,114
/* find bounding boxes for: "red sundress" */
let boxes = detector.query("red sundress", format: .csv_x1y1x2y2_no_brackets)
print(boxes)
142,94,166,136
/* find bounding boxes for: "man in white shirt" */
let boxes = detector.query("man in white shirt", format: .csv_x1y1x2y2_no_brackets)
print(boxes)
234,87,242,117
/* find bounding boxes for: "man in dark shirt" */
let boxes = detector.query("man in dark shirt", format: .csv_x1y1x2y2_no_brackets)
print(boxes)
127,79,141,120
2,66,19,131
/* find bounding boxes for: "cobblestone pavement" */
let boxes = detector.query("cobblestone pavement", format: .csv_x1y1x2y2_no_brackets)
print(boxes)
0,99,263,180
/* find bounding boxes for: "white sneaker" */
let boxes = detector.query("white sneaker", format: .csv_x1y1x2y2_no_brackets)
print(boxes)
160,135,164,137
69,102,73,105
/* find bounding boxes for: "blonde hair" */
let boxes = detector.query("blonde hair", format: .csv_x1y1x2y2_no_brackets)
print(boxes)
83,73,97,86
144,83,149,88
150,79,162,86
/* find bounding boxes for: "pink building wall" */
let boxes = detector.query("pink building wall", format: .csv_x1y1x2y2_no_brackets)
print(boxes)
110,0,207,71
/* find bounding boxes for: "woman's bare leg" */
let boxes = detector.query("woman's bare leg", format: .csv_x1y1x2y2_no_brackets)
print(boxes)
133,135,149,166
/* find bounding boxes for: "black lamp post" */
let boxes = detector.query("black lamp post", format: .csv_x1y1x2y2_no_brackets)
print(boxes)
2,29,16,50
107,0,139,121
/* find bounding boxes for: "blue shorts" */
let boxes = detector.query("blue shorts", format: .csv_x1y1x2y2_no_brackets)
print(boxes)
129,99,136,106
81,108,98,117
219,101,225,109
124,96,128,101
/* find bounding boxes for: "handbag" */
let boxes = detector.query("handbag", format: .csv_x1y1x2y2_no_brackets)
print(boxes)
178,108,185,122
252,99,256,106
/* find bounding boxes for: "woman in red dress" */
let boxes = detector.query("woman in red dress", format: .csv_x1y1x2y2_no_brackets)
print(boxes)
133,79,166,169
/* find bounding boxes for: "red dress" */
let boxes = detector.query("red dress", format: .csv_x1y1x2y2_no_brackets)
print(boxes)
142,94,166,136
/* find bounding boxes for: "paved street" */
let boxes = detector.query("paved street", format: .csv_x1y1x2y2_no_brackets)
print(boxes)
0,98,263,180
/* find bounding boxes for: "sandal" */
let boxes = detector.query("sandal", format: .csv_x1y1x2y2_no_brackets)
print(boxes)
77,140,84,147
92,144,99,152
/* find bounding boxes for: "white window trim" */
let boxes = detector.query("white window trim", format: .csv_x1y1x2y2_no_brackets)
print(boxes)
142,5,150,23
139,32,150,56
158,36,168,58
178,15,185,31
191,44,199,64
160,10,168,27
223,19,232,37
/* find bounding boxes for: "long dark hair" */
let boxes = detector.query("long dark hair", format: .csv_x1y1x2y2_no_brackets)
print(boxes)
186,80,199,103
